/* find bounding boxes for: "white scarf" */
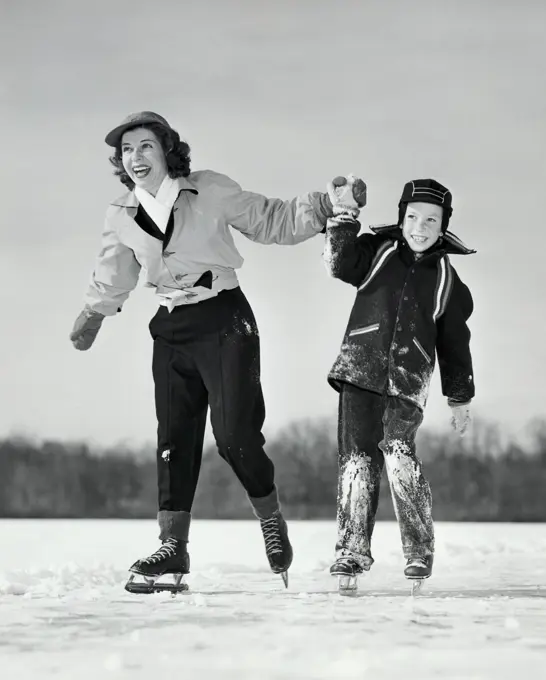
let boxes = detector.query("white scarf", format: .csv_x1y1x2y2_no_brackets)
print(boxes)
134,176,180,233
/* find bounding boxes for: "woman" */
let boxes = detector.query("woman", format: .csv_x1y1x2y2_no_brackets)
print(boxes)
69,111,365,593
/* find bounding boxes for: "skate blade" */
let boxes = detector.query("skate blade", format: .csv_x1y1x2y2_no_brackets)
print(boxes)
125,573,189,595
280,571,289,588
338,575,358,597
406,577,427,596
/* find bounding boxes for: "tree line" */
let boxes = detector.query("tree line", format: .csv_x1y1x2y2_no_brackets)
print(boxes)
1,416,545,521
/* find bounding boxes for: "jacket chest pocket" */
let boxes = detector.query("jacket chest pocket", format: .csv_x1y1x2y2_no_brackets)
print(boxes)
349,322,380,338
413,337,432,363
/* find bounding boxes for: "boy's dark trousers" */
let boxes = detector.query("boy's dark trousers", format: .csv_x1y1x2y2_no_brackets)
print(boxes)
149,287,276,515
336,383,434,569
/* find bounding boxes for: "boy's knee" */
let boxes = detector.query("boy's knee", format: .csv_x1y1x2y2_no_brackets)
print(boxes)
383,400,423,441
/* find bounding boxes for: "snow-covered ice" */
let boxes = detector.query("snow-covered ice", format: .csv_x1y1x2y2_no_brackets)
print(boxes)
0,519,545,679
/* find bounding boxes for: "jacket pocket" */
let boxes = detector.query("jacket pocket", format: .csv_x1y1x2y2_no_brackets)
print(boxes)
413,337,432,363
349,322,380,338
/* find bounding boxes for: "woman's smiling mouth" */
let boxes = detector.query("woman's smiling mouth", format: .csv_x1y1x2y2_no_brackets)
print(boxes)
132,164,151,178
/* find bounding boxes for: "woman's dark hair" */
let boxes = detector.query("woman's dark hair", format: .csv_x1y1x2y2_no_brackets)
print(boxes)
109,123,191,189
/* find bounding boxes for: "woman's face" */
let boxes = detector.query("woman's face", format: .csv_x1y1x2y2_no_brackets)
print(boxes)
121,127,168,195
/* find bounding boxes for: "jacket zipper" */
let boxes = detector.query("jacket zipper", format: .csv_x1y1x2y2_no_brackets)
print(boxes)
349,322,380,337
413,337,432,363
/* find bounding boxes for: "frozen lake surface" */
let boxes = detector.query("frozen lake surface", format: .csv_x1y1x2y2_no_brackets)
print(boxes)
1,519,545,679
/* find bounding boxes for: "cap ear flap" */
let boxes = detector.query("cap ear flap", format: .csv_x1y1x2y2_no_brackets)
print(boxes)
398,202,406,226
441,206,453,232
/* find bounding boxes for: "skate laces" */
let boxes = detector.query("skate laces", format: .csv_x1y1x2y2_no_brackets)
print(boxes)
338,557,360,568
141,538,179,564
259,516,283,555
406,556,428,568
335,556,363,572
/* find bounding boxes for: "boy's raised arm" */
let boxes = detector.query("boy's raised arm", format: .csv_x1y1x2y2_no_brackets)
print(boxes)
321,174,376,286
323,217,377,287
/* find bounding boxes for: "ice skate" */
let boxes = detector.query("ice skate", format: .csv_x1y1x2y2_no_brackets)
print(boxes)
404,554,433,596
125,537,190,595
330,557,363,596
259,510,293,587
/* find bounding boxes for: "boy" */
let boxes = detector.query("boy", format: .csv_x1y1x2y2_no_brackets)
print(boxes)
324,177,475,593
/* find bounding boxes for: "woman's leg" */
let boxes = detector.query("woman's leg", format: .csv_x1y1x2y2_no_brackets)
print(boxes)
192,288,290,574
148,305,210,544
193,288,275,502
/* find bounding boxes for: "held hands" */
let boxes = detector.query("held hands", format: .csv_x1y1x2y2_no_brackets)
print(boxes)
327,174,367,217
70,306,105,351
449,401,472,437
326,213,361,231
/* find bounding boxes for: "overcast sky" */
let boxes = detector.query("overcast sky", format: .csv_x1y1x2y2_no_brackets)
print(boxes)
1,0,545,448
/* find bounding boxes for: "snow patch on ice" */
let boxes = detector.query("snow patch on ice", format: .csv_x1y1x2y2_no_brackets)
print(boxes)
0,563,126,598
504,616,520,630
1,520,546,679
104,653,124,672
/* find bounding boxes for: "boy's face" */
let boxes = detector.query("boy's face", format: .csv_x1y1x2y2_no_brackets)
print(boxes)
401,202,443,253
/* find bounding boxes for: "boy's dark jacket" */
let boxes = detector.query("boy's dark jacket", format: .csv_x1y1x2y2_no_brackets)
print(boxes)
325,221,476,410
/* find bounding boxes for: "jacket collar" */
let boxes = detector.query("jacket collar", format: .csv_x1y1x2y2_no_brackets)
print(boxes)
369,223,476,256
110,175,199,208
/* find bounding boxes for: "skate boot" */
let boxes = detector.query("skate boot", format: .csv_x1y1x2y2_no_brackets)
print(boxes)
250,486,293,587
125,537,190,594
125,510,192,595
404,554,433,595
259,510,293,587
330,557,364,596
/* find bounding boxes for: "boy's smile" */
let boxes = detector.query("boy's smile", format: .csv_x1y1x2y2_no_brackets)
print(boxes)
401,202,444,253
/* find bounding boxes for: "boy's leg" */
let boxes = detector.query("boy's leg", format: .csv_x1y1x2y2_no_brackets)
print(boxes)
380,396,434,561
335,384,385,571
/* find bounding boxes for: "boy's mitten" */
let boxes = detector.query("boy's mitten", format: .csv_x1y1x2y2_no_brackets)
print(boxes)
70,306,105,351
327,174,367,217
449,401,472,437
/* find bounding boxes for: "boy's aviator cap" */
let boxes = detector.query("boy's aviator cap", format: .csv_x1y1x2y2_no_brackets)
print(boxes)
399,179,453,231
399,179,452,211
105,111,173,147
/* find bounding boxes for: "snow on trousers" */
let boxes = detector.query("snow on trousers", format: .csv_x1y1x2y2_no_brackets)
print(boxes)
149,287,276,514
336,383,434,569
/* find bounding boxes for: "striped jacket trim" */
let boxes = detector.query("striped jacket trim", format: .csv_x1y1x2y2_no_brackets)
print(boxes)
358,240,399,292
356,239,454,321
433,255,454,321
